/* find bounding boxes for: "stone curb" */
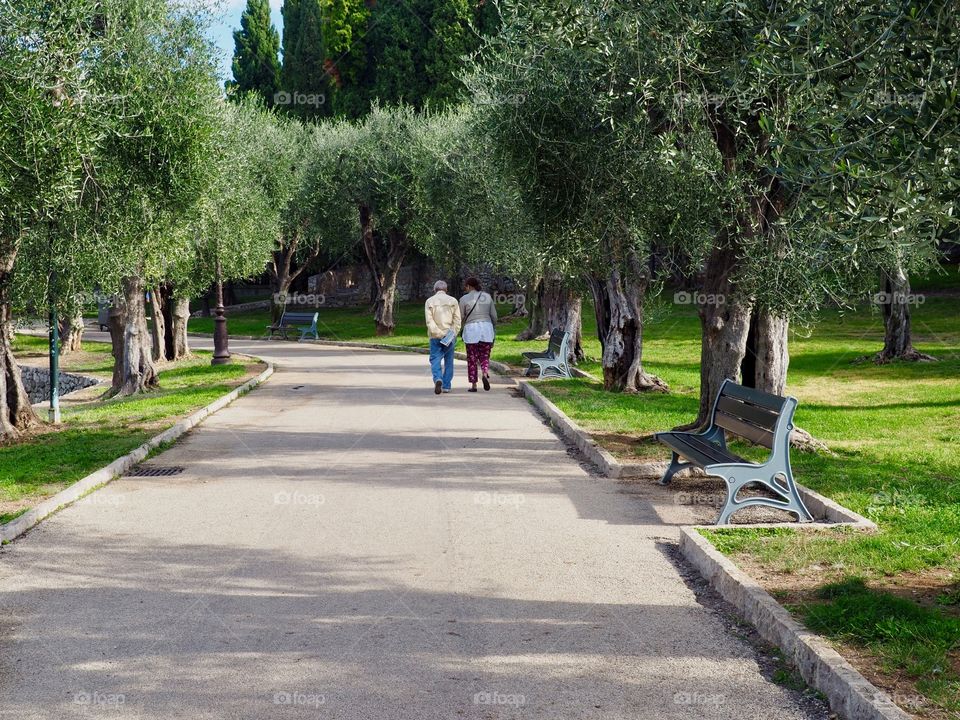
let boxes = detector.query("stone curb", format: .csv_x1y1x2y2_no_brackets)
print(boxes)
680,528,911,720
518,379,624,477
517,379,876,529
0,362,275,544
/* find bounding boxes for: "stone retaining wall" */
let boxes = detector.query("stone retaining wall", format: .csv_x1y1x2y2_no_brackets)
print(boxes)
21,366,100,404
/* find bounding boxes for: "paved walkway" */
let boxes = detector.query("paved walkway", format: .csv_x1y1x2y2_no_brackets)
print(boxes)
0,339,825,719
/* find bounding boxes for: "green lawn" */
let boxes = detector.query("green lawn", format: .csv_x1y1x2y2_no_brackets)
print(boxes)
198,285,960,717
2,338,263,525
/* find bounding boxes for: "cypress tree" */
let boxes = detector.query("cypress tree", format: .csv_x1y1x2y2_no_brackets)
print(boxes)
280,0,330,118
228,0,282,106
320,0,371,118
424,0,475,108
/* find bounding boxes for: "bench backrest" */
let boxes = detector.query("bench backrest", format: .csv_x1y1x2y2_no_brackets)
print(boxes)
547,329,567,356
711,380,790,449
280,311,318,326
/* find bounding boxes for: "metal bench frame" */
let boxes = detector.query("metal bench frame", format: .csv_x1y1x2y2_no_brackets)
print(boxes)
655,378,813,525
266,311,319,342
522,329,572,379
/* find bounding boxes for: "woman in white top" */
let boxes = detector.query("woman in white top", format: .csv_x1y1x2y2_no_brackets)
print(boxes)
459,277,498,392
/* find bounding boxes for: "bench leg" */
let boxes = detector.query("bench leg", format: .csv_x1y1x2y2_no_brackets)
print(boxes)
713,469,814,525
659,451,693,486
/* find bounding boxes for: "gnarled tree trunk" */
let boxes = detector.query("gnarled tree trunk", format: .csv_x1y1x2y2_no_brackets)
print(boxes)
877,265,934,362
360,205,409,336
516,275,545,339
149,285,167,363
588,242,666,393
743,309,789,395
0,260,38,440
58,309,84,354
268,225,320,324
543,276,584,364
166,297,191,361
108,276,158,397
517,273,584,363
688,234,752,429
744,309,827,451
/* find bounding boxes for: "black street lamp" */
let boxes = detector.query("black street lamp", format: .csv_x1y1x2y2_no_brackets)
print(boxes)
211,259,231,365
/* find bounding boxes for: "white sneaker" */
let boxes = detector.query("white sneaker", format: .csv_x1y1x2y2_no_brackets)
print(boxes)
442,388,452,393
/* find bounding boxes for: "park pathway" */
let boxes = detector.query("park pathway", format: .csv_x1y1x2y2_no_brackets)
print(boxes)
0,339,825,719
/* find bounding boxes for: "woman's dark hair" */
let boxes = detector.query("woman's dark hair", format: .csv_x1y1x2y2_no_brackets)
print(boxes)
464,277,481,291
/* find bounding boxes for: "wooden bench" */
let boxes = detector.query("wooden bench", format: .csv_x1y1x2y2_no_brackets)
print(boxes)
266,311,319,341
655,379,813,525
522,329,572,379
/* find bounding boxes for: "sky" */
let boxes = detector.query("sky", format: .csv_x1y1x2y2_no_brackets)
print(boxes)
206,0,285,82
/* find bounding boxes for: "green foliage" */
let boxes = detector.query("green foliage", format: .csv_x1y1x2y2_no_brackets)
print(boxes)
289,0,487,119
465,1,719,281
173,97,287,296
414,107,535,272
228,0,282,107
84,0,222,291
5,0,223,316
0,0,121,307
639,0,958,311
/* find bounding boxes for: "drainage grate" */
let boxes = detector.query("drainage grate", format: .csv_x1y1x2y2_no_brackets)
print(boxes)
125,465,186,477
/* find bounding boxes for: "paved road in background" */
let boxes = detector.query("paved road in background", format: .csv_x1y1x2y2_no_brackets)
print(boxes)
0,338,825,719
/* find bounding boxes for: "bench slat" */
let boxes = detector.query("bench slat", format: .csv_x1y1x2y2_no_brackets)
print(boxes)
714,412,775,448
547,329,564,355
657,432,742,465
281,314,317,324
720,382,786,412
717,395,780,431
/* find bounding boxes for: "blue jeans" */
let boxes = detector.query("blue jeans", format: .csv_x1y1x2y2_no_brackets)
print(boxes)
429,338,455,389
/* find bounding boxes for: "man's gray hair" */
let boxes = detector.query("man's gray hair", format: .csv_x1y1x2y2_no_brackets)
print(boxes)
433,280,448,292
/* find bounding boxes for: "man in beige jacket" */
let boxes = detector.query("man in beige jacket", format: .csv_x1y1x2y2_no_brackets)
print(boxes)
424,280,462,394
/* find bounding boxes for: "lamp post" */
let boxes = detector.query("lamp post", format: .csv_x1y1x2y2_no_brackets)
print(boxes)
211,259,231,365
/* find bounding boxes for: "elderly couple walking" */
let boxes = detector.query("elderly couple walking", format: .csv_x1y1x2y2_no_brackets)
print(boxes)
424,278,497,394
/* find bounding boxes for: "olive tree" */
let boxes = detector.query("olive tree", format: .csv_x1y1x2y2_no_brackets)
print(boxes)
0,0,127,437
91,0,221,395
465,2,717,391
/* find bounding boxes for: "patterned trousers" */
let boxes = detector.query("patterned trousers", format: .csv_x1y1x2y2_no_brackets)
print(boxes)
465,341,493,384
